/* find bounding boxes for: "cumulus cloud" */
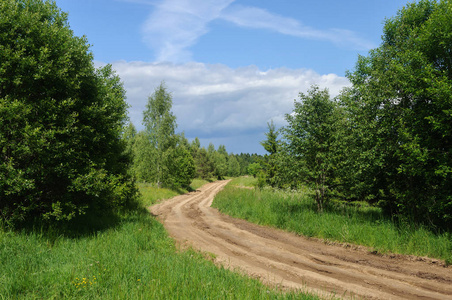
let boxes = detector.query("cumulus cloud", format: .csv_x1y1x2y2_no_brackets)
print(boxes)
140,0,374,63
109,61,350,153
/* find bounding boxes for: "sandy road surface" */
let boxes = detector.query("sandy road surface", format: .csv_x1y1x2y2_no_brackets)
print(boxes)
149,180,452,299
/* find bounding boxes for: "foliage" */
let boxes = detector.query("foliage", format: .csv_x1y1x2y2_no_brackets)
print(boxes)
260,121,280,186
211,151,228,179
259,0,452,230
121,122,137,169
227,155,241,177
130,131,156,182
247,162,262,178
283,86,343,211
343,0,452,228
189,139,258,180
236,152,262,175
130,102,255,185
142,82,177,186
192,146,215,179
0,0,137,224
162,136,196,188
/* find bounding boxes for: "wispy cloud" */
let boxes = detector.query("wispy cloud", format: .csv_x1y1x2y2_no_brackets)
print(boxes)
140,0,374,63
219,5,375,49
108,60,350,153
141,0,235,62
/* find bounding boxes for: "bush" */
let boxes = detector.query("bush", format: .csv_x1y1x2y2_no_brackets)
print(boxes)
0,0,137,225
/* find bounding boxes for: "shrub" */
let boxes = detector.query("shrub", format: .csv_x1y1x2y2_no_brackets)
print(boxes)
0,0,137,224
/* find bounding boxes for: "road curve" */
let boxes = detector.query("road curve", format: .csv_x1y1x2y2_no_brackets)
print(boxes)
149,180,452,300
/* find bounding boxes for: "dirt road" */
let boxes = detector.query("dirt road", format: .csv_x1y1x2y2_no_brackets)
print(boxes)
149,180,452,299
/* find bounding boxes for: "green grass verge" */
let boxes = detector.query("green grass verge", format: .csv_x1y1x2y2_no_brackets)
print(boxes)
137,179,211,207
190,178,212,190
0,179,318,299
212,178,452,262
228,175,258,188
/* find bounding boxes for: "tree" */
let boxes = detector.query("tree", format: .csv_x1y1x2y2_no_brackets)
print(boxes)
212,145,228,179
207,143,216,157
0,0,137,223
121,122,137,176
131,131,156,182
260,121,280,186
345,0,452,228
194,147,214,179
142,82,176,186
163,135,195,188
247,163,262,178
283,86,342,212
227,155,241,177
261,121,279,155
190,137,201,156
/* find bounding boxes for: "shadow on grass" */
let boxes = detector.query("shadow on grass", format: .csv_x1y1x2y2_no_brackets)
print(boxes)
273,198,392,226
6,202,146,240
277,197,449,236
186,186,196,192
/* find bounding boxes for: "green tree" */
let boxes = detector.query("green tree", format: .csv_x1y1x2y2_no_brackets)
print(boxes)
190,137,201,154
207,143,216,157
213,145,228,179
163,135,195,188
283,86,342,212
131,131,156,182
247,163,262,178
260,121,280,187
345,0,452,228
227,155,241,177
190,138,204,179
194,147,214,179
0,0,137,223
142,82,176,186
121,122,137,176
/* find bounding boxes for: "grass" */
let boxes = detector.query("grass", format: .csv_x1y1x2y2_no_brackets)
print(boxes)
0,179,318,299
229,175,258,188
137,179,210,207
212,177,452,262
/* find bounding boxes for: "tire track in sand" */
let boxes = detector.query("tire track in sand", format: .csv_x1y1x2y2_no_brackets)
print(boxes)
149,180,452,300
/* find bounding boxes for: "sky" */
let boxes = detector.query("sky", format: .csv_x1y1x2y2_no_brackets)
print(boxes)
54,0,409,154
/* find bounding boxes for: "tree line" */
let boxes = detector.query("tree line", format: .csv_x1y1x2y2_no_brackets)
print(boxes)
121,83,261,189
259,0,452,231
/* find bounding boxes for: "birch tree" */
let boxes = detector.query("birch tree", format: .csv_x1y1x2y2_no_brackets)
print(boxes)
143,82,176,186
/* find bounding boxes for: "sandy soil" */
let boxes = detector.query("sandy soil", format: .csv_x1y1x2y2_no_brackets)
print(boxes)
149,180,452,300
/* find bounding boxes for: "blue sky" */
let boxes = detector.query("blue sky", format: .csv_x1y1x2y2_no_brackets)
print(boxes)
55,0,409,154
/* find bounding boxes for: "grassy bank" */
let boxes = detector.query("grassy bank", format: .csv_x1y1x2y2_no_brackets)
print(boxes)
137,178,209,207
0,180,317,299
212,177,452,263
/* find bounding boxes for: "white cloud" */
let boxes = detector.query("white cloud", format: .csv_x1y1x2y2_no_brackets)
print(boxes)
141,0,235,62
109,61,350,153
140,0,374,63
219,5,375,50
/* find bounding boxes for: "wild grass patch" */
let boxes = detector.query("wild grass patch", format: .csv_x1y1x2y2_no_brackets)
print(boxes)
229,176,258,188
137,182,183,207
0,180,318,299
212,181,452,262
